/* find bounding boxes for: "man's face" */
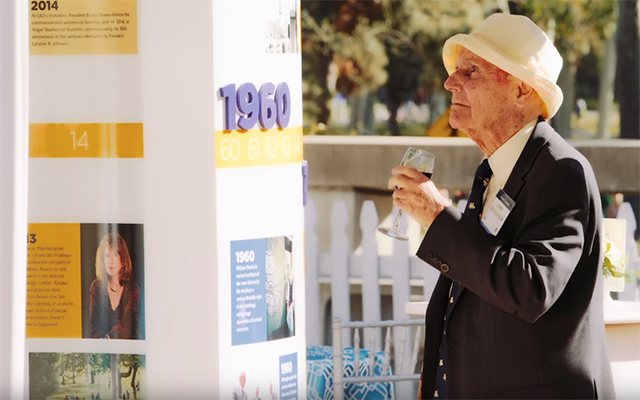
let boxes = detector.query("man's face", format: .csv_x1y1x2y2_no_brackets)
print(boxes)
239,374,246,388
444,48,520,138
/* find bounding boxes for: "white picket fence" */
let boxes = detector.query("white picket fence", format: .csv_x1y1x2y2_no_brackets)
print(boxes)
304,198,438,400
304,198,442,348
304,198,640,347
305,197,639,400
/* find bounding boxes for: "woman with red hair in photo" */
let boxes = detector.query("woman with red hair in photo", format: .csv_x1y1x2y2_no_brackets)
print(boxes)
89,232,142,339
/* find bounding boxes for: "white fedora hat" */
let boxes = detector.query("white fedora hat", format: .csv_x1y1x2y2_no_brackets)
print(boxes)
442,13,563,119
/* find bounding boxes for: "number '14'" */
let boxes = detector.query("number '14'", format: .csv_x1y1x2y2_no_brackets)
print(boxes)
70,131,89,151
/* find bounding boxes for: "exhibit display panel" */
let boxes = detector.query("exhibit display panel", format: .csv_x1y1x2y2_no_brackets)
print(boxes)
25,0,305,398
27,0,146,398
213,1,306,398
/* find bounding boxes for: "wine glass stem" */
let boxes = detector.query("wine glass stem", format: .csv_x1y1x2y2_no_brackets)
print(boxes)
392,210,403,229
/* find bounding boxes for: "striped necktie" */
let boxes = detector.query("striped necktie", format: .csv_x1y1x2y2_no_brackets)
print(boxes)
433,159,492,399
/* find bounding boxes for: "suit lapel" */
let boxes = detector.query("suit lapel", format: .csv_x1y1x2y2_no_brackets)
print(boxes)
502,119,551,201
451,119,551,307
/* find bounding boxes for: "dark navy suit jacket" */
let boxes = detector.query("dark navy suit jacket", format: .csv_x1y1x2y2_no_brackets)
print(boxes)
418,121,615,399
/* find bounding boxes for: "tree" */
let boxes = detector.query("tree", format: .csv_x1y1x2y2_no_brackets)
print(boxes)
63,353,89,385
302,0,619,136
112,354,146,400
302,0,502,134
378,0,502,135
301,1,386,133
111,354,120,400
89,353,111,387
301,1,343,129
517,0,617,137
616,0,640,139
120,354,145,400
29,353,60,400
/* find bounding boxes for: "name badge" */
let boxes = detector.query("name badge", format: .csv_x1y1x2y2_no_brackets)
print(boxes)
481,189,515,235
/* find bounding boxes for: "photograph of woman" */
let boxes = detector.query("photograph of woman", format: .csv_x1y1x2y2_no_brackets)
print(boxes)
89,232,142,339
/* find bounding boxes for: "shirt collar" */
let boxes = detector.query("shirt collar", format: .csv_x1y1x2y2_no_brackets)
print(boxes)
487,118,538,187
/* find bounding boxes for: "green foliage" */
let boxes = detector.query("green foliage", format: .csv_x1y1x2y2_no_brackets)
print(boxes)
301,0,620,134
63,353,89,378
603,260,640,285
119,354,146,371
29,353,60,400
603,253,626,278
602,238,640,284
519,0,617,61
301,0,501,131
91,353,111,374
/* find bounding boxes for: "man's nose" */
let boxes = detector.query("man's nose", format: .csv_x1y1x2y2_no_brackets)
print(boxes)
444,70,461,92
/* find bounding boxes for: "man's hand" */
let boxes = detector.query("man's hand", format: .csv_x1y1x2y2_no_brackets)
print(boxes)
388,165,451,227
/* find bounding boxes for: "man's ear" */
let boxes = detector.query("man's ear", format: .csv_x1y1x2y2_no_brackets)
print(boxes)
515,81,536,108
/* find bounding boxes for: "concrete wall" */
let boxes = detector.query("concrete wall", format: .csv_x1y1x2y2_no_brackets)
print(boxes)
304,136,640,251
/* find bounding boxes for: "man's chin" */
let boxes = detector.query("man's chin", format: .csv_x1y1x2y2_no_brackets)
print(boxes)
448,117,464,131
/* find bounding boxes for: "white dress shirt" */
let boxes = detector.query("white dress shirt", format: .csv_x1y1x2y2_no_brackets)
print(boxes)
482,118,538,215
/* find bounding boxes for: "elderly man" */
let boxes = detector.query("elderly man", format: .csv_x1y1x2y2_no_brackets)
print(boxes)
232,372,248,400
388,14,615,399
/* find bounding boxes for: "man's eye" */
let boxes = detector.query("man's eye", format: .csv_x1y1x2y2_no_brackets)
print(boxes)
465,66,479,77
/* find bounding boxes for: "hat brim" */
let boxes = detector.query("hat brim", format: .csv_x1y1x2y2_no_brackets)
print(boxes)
443,34,563,119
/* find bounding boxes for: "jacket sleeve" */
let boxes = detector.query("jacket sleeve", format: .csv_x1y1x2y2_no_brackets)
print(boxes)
418,161,594,323
108,283,141,339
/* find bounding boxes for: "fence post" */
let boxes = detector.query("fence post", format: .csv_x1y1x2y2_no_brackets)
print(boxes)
305,199,322,345
360,201,382,350
332,317,345,400
331,200,351,346
390,212,416,400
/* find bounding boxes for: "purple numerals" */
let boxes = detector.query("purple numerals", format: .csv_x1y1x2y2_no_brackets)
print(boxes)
219,82,291,131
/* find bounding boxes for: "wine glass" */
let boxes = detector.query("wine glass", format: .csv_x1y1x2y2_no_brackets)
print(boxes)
378,147,436,241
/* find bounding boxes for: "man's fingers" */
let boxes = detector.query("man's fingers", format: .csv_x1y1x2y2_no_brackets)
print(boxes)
388,167,428,190
385,166,445,227
388,174,410,190
392,165,430,180
393,186,419,203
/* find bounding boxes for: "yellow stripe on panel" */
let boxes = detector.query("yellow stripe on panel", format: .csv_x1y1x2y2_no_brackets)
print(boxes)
30,123,144,158
215,126,303,168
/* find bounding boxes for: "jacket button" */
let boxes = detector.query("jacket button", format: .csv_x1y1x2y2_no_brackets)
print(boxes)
441,264,450,272
425,253,434,263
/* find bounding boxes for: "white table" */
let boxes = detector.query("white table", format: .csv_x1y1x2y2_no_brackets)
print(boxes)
405,300,640,399
603,300,640,399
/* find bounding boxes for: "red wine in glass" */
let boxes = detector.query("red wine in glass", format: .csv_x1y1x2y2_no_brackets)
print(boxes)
378,147,436,240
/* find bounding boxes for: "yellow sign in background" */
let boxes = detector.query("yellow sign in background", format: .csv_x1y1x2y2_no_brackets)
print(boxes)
26,223,83,338
30,123,144,158
215,126,303,168
30,0,138,55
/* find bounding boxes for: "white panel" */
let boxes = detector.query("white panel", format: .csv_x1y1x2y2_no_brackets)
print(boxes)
213,0,306,398
29,56,142,123
140,0,218,398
